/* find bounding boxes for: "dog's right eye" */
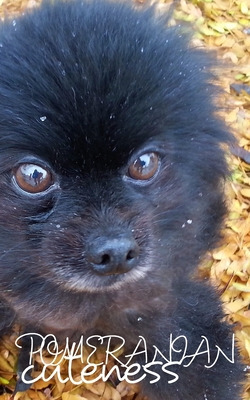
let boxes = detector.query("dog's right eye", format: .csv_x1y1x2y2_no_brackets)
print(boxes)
127,152,160,181
13,164,53,194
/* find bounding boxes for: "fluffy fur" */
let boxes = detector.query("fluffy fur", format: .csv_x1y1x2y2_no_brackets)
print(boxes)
0,1,244,398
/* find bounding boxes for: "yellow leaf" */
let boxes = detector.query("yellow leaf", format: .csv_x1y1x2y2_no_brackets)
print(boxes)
0,353,13,372
62,394,88,400
240,2,249,15
213,0,228,10
225,297,250,313
243,310,250,318
244,337,250,358
0,395,12,400
233,29,246,40
222,37,235,48
14,392,31,400
239,18,250,26
208,21,225,33
79,390,103,400
0,376,9,384
222,51,238,64
245,37,250,47
232,43,246,58
238,138,249,147
85,381,106,396
241,188,250,198
232,282,250,292
33,378,53,390
213,243,238,260
28,390,46,400
199,24,220,36
225,108,238,122
214,35,226,46
223,22,239,31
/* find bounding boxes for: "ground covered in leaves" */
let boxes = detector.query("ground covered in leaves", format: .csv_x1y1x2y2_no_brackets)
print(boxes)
0,0,250,399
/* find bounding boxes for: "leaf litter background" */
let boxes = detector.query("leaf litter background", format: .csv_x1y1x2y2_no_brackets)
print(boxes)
0,0,250,399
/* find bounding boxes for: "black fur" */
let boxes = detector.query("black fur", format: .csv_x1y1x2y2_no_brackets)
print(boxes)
0,1,244,398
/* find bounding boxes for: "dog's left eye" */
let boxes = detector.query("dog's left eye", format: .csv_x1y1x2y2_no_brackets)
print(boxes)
128,152,160,181
13,164,53,194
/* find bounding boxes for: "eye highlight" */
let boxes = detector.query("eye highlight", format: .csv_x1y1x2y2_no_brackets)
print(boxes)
13,164,53,194
128,152,160,181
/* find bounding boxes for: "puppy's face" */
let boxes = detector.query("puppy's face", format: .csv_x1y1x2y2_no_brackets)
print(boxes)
0,1,228,319
0,128,177,293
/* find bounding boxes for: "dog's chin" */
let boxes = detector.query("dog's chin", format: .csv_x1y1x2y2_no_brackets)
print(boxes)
51,264,151,294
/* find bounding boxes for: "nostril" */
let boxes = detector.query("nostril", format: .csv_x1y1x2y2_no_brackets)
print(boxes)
86,236,139,275
99,253,111,265
127,249,136,260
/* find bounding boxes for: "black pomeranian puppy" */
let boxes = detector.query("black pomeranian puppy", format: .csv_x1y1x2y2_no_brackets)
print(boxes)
0,0,244,398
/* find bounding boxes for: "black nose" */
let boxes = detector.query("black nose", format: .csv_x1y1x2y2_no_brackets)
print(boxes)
86,236,139,276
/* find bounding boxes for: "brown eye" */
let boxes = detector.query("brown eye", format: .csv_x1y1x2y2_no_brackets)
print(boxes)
128,152,160,181
14,164,53,194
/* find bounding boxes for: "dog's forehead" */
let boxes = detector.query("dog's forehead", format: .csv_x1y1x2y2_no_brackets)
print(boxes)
0,107,158,174
42,109,165,173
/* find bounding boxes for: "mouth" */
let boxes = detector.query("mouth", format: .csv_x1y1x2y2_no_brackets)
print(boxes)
52,263,151,294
